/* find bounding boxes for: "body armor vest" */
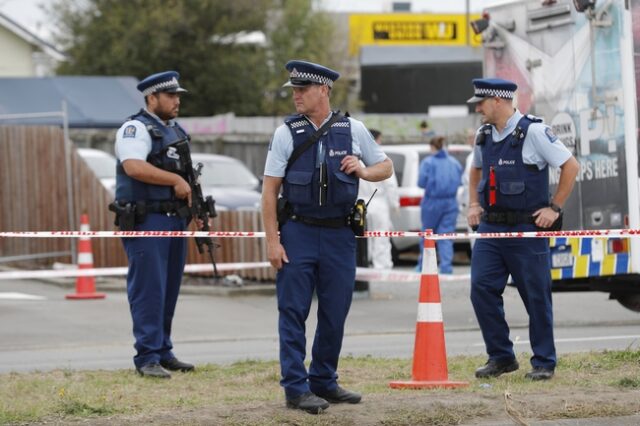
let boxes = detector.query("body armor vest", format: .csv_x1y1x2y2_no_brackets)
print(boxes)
477,115,549,212
115,110,189,202
282,114,358,218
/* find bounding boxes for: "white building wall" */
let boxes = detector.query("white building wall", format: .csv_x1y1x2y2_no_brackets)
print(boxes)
0,27,35,76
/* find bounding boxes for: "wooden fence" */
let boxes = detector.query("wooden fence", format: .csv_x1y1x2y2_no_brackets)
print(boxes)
0,126,275,281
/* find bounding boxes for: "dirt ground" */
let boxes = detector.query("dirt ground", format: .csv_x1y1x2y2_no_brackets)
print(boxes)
58,387,640,426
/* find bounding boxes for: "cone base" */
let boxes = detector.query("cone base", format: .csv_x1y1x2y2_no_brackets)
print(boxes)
389,379,469,389
65,293,106,300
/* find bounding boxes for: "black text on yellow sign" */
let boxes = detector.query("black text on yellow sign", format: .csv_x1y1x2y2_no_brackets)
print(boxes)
349,14,482,55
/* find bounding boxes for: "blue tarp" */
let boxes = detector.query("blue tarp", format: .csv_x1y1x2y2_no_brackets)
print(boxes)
0,76,144,128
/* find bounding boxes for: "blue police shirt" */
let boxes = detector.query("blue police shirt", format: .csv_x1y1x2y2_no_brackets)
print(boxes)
115,110,179,162
264,113,388,178
471,110,572,170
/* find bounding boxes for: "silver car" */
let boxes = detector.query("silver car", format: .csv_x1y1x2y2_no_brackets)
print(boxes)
191,153,261,211
77,148,117,195
78,148,260,210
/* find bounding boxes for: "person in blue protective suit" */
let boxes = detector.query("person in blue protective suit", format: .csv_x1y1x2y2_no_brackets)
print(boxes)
466,78,579,381
112,71,196,379
262,60,393,414
416,135,463,274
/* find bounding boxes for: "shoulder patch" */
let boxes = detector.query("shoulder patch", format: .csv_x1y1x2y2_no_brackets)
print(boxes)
123,125,137,138
544,127,558,143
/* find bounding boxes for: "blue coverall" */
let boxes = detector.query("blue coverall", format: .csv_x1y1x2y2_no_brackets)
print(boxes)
417,149,463,273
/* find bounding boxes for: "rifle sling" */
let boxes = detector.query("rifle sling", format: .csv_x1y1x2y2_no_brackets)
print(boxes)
286,111,343,172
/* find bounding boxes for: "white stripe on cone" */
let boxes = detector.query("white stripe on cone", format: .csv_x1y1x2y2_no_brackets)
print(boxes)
416,302,443,322
77,252,93,264
423,247,438,274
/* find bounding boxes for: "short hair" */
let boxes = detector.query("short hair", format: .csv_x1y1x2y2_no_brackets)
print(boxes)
429,136,445,150
369,129,381,140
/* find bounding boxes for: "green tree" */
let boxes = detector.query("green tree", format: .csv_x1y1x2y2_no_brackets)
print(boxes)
264,0,350,115
49,0,270,116
48,0,352,117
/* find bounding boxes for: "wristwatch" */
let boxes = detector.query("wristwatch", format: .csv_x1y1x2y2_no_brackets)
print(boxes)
549,202,562,214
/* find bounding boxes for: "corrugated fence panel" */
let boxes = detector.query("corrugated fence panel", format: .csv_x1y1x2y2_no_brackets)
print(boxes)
0,126,274,281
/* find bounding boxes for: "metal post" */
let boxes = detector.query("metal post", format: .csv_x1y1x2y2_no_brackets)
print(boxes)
466,0,470,46
61,100,77,264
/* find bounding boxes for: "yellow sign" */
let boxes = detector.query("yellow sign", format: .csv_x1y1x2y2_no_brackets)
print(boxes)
349,13,482,55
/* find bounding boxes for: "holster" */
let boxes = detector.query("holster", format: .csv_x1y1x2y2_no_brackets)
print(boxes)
108,201,147,231
277,197,291,229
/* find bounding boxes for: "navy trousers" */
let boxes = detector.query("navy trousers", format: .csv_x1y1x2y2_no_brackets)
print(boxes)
122,213,187,368
470,222,556,370
277,220,356,399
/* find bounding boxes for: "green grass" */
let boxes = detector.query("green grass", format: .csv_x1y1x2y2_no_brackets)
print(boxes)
0,350,639,425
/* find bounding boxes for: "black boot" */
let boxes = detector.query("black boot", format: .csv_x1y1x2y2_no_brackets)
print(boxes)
475,359,519,378
313,386,362,404
286,392,330,414
160,357,195,372
136,363,171,379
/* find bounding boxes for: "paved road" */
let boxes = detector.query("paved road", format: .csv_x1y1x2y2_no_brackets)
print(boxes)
1,264,639,373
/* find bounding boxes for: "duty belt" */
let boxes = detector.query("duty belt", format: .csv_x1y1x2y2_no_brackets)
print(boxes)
289,213,348,228
144,200,189,215
482,211,536,225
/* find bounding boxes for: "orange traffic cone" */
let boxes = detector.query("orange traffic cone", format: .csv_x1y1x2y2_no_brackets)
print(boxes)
66,214,106,300
389,233,467,389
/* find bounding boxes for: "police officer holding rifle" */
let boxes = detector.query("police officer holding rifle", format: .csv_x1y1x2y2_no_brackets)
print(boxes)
111,71,217,379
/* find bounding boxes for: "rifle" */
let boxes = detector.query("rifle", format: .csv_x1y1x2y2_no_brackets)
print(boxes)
172,139,220,277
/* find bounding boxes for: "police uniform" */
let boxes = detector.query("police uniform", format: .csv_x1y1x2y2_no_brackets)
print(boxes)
467,78,572,378
264,61,387,407
417,143,463,274
114,70,193,377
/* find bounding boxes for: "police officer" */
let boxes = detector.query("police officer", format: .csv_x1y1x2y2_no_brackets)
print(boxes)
262,60,393,413
113,71,195,379
417,135,463,274
466,78,579,380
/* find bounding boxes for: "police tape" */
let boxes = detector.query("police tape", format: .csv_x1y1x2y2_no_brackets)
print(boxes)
0,262,271,280
1,229,640,239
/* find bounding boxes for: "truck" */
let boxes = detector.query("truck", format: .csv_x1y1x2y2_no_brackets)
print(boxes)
474,0,640,311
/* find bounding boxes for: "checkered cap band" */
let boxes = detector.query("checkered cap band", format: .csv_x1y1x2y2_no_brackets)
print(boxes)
141,77,182,96
331,121,349,128
290,68,334,87
474,87,514,99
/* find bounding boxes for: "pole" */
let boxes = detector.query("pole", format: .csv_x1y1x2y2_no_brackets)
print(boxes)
61,100,77,264
466,0,471,46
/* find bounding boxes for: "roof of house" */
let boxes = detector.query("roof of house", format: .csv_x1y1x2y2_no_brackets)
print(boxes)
0,12,66,62
0,76,145,128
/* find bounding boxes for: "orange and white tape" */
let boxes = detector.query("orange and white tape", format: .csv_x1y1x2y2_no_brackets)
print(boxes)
1,229,639,239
